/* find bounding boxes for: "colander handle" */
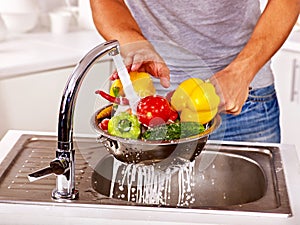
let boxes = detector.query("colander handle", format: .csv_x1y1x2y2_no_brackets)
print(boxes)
97,135,109,143
96,135,121,157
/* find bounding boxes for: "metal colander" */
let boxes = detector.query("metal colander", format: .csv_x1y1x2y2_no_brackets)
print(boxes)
91,105,221,164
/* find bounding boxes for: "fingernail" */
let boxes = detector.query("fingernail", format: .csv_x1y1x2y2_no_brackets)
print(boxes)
161,77,170,88
131,64,138,71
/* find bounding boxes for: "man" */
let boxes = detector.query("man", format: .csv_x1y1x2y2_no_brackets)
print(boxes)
90,0,300,143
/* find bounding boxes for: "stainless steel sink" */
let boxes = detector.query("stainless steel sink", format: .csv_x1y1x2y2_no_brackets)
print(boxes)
0,134,291,217
92,150,266,208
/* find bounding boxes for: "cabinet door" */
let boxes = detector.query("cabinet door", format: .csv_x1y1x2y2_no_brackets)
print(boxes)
272,50,300,151
0,67,72,138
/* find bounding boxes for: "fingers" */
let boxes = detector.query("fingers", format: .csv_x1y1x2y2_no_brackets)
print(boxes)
110,71,119,80
110,40,172,89
130,55,145,71
122,44,171,88
158,66,170,88
217,95,241,114
209,72,249,116
224,103,242,115
124,51,140,71
216,90,245,115
110,59,170,88
219,95,247,115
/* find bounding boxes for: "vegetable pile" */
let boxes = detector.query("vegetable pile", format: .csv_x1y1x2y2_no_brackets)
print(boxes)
95,72,220,141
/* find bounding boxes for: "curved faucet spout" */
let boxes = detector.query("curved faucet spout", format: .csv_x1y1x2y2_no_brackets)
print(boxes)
28,40,121,201
54,40,120,200
58,40,120,151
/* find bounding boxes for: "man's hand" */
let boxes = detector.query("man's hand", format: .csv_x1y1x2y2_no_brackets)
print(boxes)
210,63,251,115
120,40,170,88
209,0,300,115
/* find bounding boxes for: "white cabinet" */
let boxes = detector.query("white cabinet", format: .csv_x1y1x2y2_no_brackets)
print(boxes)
0,68,71,139
0,59,113,139
272,49,300,152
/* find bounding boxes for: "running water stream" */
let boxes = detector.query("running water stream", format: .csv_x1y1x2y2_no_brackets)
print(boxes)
111,54,140,114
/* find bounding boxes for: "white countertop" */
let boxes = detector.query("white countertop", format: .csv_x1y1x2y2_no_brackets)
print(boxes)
0,130,300,225
0,28,104,79
0,27,299,80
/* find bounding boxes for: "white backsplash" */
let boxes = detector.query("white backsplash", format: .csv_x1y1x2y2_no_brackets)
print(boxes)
37,0,95,30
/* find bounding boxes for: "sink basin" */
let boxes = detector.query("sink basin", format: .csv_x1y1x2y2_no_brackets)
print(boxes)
92,150,267,208
0,134,291,217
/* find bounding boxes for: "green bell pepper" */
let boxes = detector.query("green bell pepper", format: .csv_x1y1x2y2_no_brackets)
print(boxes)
108,112,141,139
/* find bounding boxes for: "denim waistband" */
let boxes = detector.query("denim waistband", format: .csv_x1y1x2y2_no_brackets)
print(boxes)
247,84,276,102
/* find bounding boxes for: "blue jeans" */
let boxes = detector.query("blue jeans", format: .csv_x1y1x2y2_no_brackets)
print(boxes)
209,84,281,143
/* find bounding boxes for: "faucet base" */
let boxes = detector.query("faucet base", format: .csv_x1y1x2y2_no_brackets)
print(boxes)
52,189,79,202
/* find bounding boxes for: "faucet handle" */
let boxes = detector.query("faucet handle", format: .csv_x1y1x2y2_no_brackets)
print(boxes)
28,158,69,182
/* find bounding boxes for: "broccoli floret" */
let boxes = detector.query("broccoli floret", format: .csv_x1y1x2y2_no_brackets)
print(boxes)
142,122,205,141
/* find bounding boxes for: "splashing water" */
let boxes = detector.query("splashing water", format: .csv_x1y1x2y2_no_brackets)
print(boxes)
111,54,140,114
109,158,196,207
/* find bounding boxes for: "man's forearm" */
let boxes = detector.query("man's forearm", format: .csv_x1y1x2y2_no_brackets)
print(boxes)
90,0,146,45
229,0,300,83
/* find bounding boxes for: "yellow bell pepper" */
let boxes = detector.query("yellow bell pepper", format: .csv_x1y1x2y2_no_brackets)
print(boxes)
171,78,220,124
110,71,156,97
180,107,218,124
170,78,204,111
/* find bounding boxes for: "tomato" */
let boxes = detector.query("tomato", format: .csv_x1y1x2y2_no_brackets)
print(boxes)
99,118,110,131
169,108,179,121
137,95,177,127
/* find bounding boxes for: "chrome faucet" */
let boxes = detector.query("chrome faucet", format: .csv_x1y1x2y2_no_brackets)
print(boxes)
28,40,120,201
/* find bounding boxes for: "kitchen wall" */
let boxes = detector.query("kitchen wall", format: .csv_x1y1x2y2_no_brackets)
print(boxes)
0,0,105,139
37,0,95,31
0,0,95,35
